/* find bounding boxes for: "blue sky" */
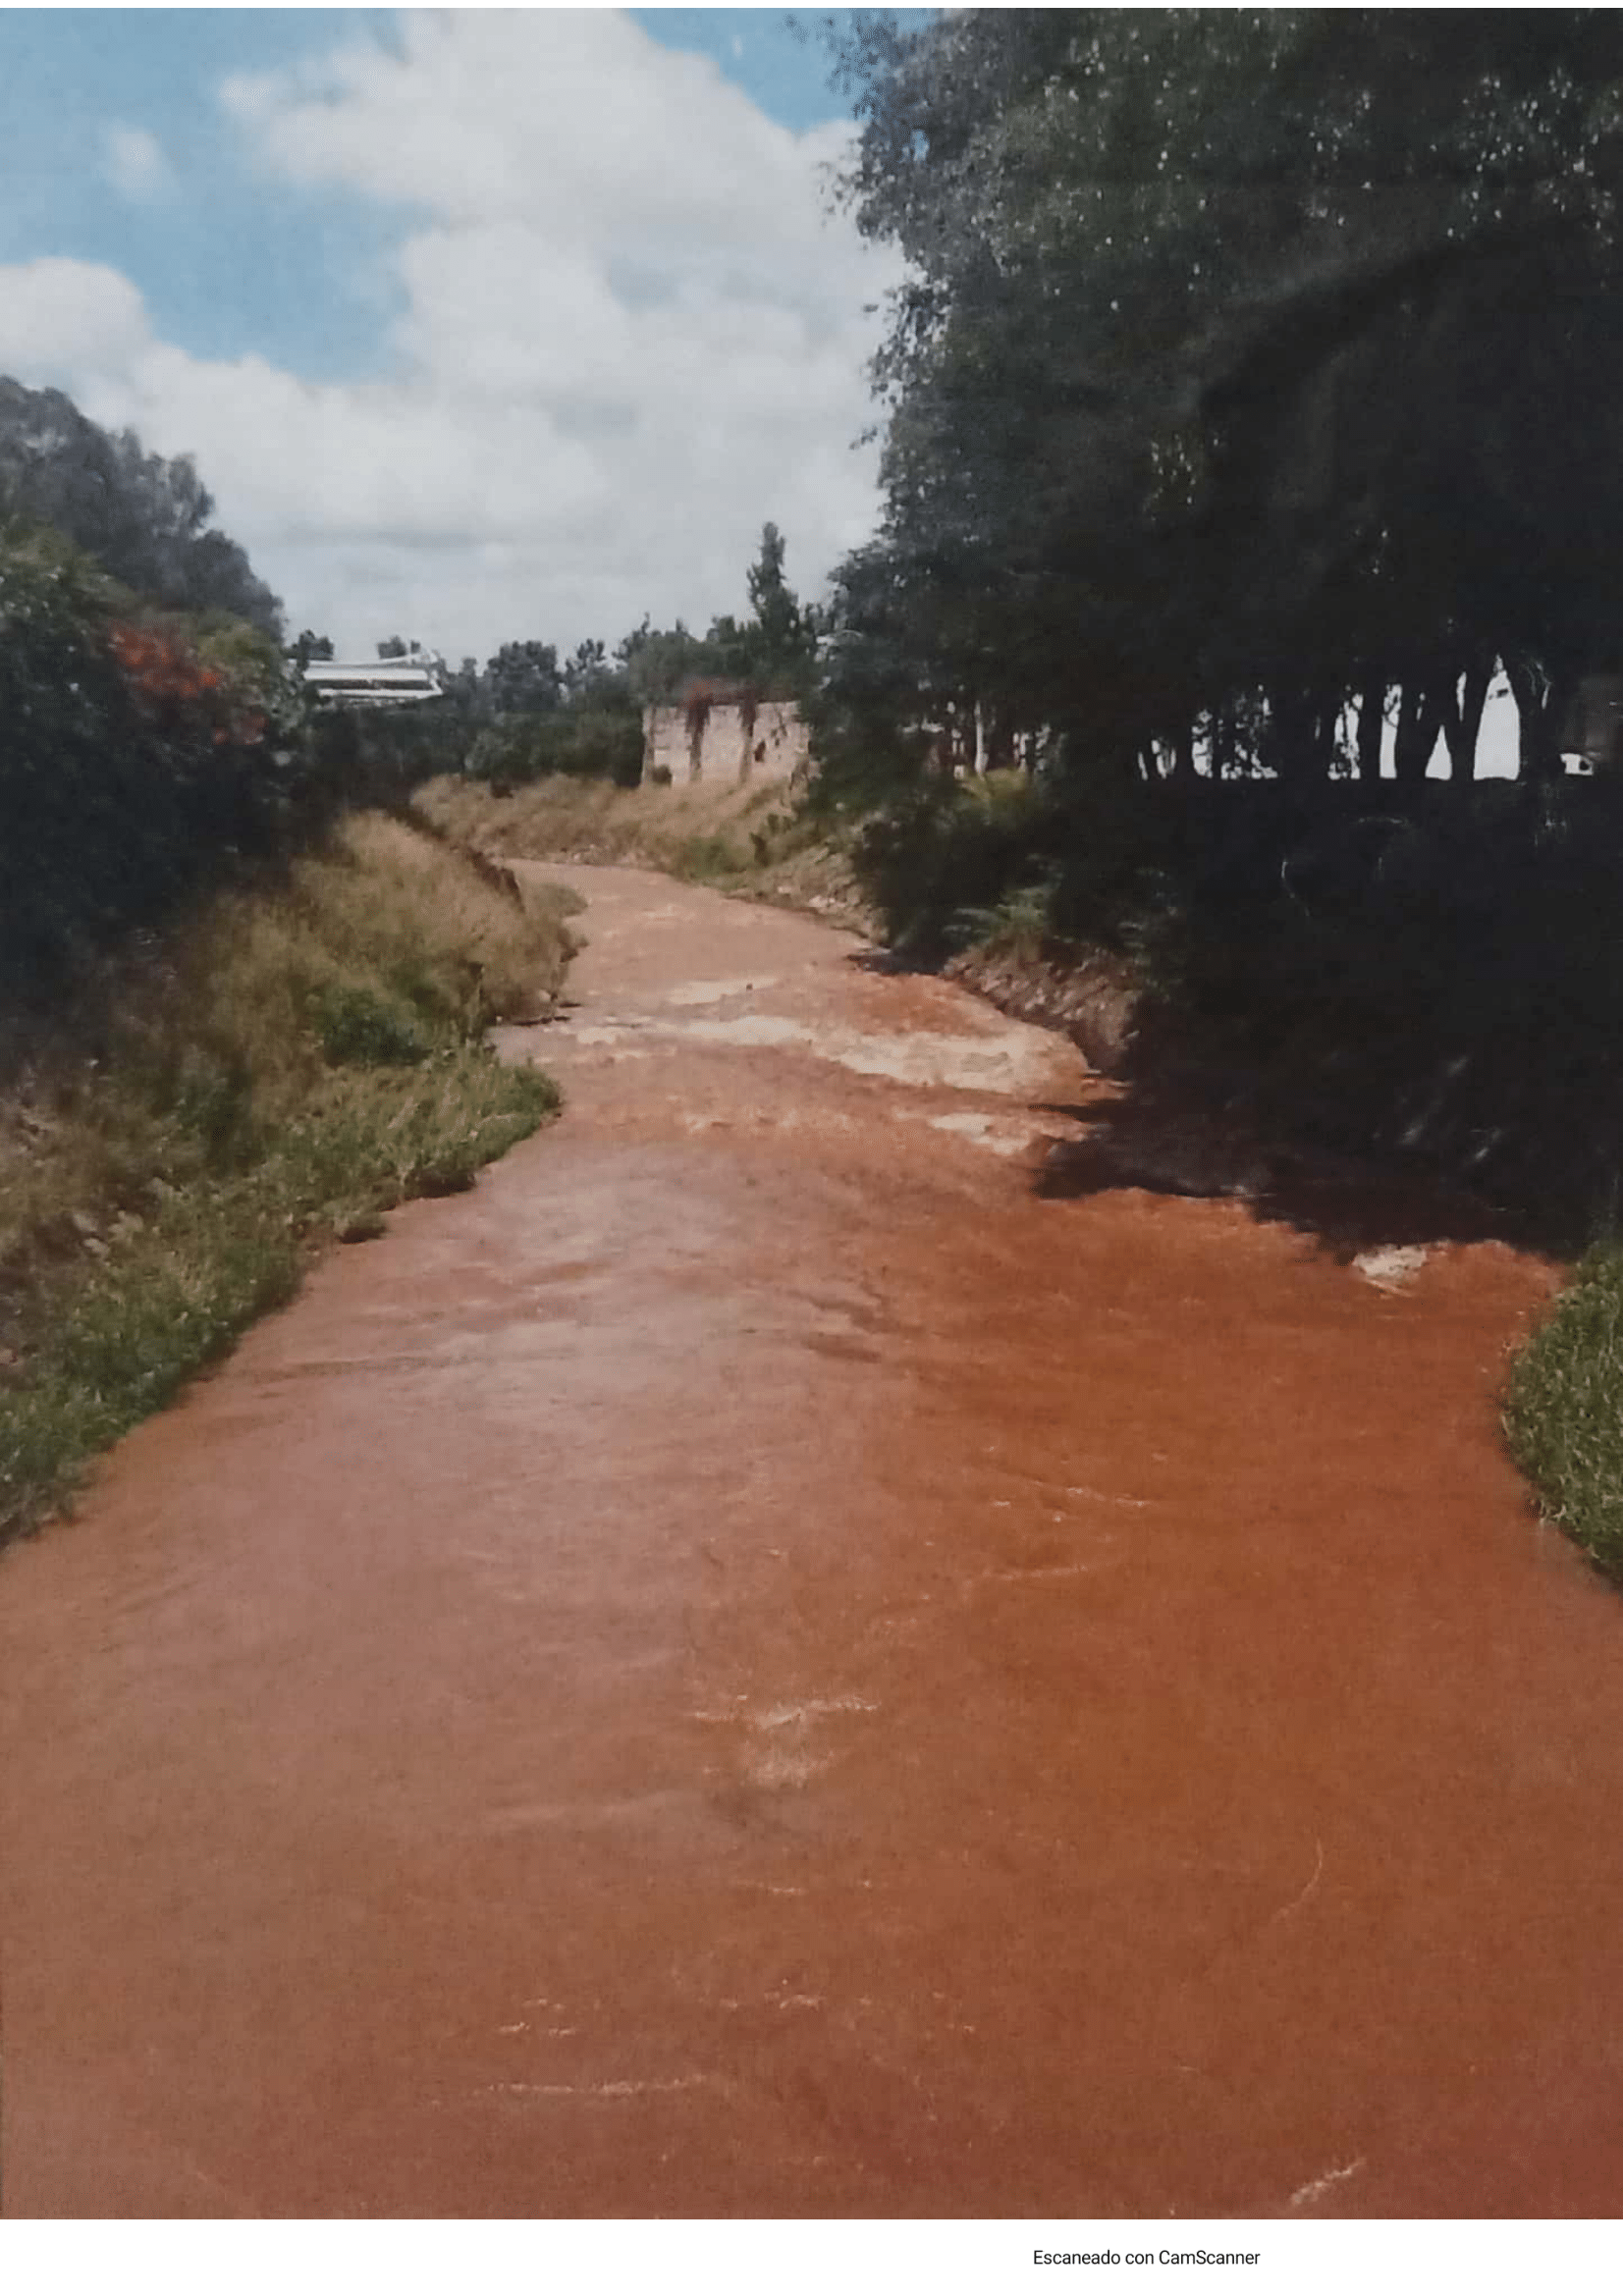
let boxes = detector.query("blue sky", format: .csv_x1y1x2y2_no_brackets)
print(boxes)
0,10,893,656
0,11,862,378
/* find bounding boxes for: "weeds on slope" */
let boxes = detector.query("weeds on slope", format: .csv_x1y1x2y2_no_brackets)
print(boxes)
414,771,778,874
412,772,870,923
0,813,575,1543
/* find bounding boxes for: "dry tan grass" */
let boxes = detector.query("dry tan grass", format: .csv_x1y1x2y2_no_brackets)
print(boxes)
414,771,784,873
0,812,575,1537
1,812,576,1267
412,773,872,930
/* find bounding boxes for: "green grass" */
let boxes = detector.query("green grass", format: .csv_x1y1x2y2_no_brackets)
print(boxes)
674,829,750,883
0,812,572,1544
1505,1244,1623,1580
952,877,1062,962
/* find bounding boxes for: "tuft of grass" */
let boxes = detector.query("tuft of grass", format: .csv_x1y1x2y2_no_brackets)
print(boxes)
1505,1243,1623,1581
953,877,1060,962
309,981,435,1067
674,830,748,883
0,812,572,1544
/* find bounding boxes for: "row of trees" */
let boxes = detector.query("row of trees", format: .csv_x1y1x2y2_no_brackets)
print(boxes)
444,519,818,721
818,12,1623,793
311,523,821,793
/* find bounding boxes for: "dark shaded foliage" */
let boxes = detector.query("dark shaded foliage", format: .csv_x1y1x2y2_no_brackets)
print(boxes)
822,12,1623,781
856,769,1623,1247
464,706,643,791
0,524,321,994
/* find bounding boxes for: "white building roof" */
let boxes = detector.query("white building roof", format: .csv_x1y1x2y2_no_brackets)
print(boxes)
303,659,446,706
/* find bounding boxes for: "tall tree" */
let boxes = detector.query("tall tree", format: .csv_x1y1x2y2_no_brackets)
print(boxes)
484,639,562,716
745,521,809,684
827,11,1623,780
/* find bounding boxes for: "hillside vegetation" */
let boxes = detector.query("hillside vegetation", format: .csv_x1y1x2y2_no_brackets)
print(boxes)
1,814,576,1544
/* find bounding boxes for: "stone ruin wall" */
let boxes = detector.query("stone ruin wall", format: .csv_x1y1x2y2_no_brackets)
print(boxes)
641,700,811,788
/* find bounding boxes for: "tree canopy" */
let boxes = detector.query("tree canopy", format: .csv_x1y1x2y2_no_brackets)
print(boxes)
824,11,1623,783
0,378,284,639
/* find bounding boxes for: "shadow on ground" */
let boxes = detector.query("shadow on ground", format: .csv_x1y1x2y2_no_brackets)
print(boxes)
1029,1083,1549,1260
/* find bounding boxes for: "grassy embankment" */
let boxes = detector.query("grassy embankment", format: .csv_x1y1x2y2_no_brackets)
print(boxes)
1505,1250,1623,1583
413,771,871,928
0,812,578,1543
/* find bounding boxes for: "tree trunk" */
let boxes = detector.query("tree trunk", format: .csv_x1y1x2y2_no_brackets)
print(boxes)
1393,680,1444,786
1210,713,1235,781
1441,656,1492,782
1505,657,1573,782
1265,687,1335,785
1356,682,1385,783
1169,722,1197,782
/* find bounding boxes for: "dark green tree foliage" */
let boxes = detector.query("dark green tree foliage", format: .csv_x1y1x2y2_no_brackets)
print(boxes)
745,521,814,689
466,708,642,791
826,11,1623,782
455,528,819,792
0,523,319,989
563,636,625,705
615,530,816,707
0,378,283,638
619,617,712,708
484,639,563,716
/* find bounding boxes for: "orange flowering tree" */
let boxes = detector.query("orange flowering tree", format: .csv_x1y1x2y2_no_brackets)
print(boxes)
0,524,320,985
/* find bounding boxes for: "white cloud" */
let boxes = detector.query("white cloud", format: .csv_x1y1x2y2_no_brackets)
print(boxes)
102,124,174,203
0,15,898,662
0,257,151,377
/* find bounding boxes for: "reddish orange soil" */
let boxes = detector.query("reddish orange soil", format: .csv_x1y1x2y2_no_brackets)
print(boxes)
3,865,1617,2219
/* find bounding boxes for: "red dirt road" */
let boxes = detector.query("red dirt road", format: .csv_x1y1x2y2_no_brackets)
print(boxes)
3,864,1619,2218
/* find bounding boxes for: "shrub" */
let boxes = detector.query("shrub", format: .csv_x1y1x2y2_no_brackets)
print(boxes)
0,522,324,989
310,983,434,1068
676,831,747,882
466,705,643,789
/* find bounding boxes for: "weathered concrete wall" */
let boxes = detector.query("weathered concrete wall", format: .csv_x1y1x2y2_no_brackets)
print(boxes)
642,701,811,787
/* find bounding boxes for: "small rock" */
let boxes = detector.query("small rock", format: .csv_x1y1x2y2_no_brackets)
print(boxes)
1353,1245,1430,1292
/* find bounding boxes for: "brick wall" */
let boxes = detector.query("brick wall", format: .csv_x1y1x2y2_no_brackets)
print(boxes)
642,700,810,786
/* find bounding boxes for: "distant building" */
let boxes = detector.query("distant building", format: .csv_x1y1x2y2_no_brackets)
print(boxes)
303,651,447,709
642,681,810,786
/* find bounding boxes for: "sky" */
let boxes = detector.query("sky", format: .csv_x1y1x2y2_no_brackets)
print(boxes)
0,8,899,662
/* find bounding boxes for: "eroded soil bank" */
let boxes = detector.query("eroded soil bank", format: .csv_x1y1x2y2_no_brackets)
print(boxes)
3,865,1618,2217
